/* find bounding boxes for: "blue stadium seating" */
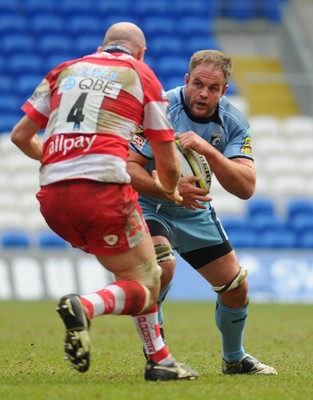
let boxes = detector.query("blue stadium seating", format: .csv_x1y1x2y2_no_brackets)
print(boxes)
0,114,22,132
9,54,44,77
3,34,35,55
257,229,297,248
246,197,276,218
37,231,69,249
286,198,313,220
66,15,102,36
29,14,65,34
178,16,215,37
38,35,73,55
24,0,57,15
226,227,258,248
141,16,177,38
0,14,28,34
15,74,43,100
1,230,31,248
297,232,313,248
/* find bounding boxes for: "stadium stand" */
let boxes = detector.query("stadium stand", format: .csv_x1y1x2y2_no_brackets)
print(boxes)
2,0,313,252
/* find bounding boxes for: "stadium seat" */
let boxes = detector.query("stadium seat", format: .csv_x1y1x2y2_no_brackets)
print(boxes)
133,0,170,17
249,115,281,136
259,0,288,22
162,75,185,91
186,37,221,53
220,0,256,21
257,228,297,248
246,197,276,218
297,231,313,248
175,0,216,18
45,53,78,72
226,227,258,248
15,74,43,101
0,14,28,34
29,14,65,34
269,173,307,198
66,15,102,36
76,35,103,55
281,115,313,137
3,34,35,55
103,15,139,29
157,55,189,77
97,0,133,14
178,16,214,37
1,230,31,248
9,54,44,76
59,0,94,15
38,35,73,55
149,37,184,56
249,214,286,234
0,0,21,13
288,213,313,236
0,114,21,133
37,231,69,249
286,198,313,220
141,16,177,38
0,94,20,113
24,0,56,15
220,215,247,232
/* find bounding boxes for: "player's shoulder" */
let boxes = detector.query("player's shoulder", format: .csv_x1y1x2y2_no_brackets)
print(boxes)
166,86,184,112
219,96,249,130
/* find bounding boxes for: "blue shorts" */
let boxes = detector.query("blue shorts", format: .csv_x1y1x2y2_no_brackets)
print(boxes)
139,196,233,269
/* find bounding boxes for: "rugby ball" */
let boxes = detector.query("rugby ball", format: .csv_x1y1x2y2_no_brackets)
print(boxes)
175,140,211,190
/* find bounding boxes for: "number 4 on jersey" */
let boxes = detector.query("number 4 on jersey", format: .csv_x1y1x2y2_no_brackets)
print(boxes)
67,93,87,130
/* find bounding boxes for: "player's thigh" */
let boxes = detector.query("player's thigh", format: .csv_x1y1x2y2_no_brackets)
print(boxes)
197,249,240,287
96,234,156,274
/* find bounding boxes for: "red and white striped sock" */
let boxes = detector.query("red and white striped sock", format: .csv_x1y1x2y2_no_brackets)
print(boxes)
81,280,149,318
132,305,175,366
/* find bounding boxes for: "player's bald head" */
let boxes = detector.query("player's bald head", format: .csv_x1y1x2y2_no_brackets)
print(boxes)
102,22,146,60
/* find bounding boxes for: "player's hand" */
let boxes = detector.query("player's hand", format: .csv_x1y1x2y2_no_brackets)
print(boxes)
178,176,211,210
152,170,183,203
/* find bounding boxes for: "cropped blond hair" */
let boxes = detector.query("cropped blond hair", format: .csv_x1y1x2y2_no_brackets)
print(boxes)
189,50,233,83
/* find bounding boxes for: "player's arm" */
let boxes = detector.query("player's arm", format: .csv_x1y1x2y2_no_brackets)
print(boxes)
127,147,180,201
128,148,209,209
11,115,43,161
177,131,255,200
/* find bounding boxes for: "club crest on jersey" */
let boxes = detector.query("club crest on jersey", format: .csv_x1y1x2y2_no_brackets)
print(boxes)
103,234,119,246
210,133,223,147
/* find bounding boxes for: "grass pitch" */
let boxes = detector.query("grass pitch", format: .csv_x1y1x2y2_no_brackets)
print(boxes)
0,301,312,400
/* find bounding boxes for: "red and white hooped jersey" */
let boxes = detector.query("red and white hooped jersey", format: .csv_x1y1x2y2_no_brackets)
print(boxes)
22,51,174,186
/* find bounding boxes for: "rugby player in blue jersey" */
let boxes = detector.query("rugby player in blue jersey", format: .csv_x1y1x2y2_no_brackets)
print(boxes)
128,49,277,375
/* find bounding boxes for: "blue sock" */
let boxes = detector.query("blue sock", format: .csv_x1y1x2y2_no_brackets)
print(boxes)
215,295,248,363
157,281,173,325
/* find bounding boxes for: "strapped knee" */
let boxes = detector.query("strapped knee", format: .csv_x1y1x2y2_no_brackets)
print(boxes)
212,267,248,294
155,243,175,264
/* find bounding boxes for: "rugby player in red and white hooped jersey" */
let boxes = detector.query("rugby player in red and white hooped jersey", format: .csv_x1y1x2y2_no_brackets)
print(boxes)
11,22,199,381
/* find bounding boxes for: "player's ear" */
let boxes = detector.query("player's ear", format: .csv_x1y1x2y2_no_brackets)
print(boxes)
184,73,190,84
221,84,229,96
137,46,146,61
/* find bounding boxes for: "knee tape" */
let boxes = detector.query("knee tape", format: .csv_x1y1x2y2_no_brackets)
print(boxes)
155,243,175,264
212,267,248,294
115,259,162,291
